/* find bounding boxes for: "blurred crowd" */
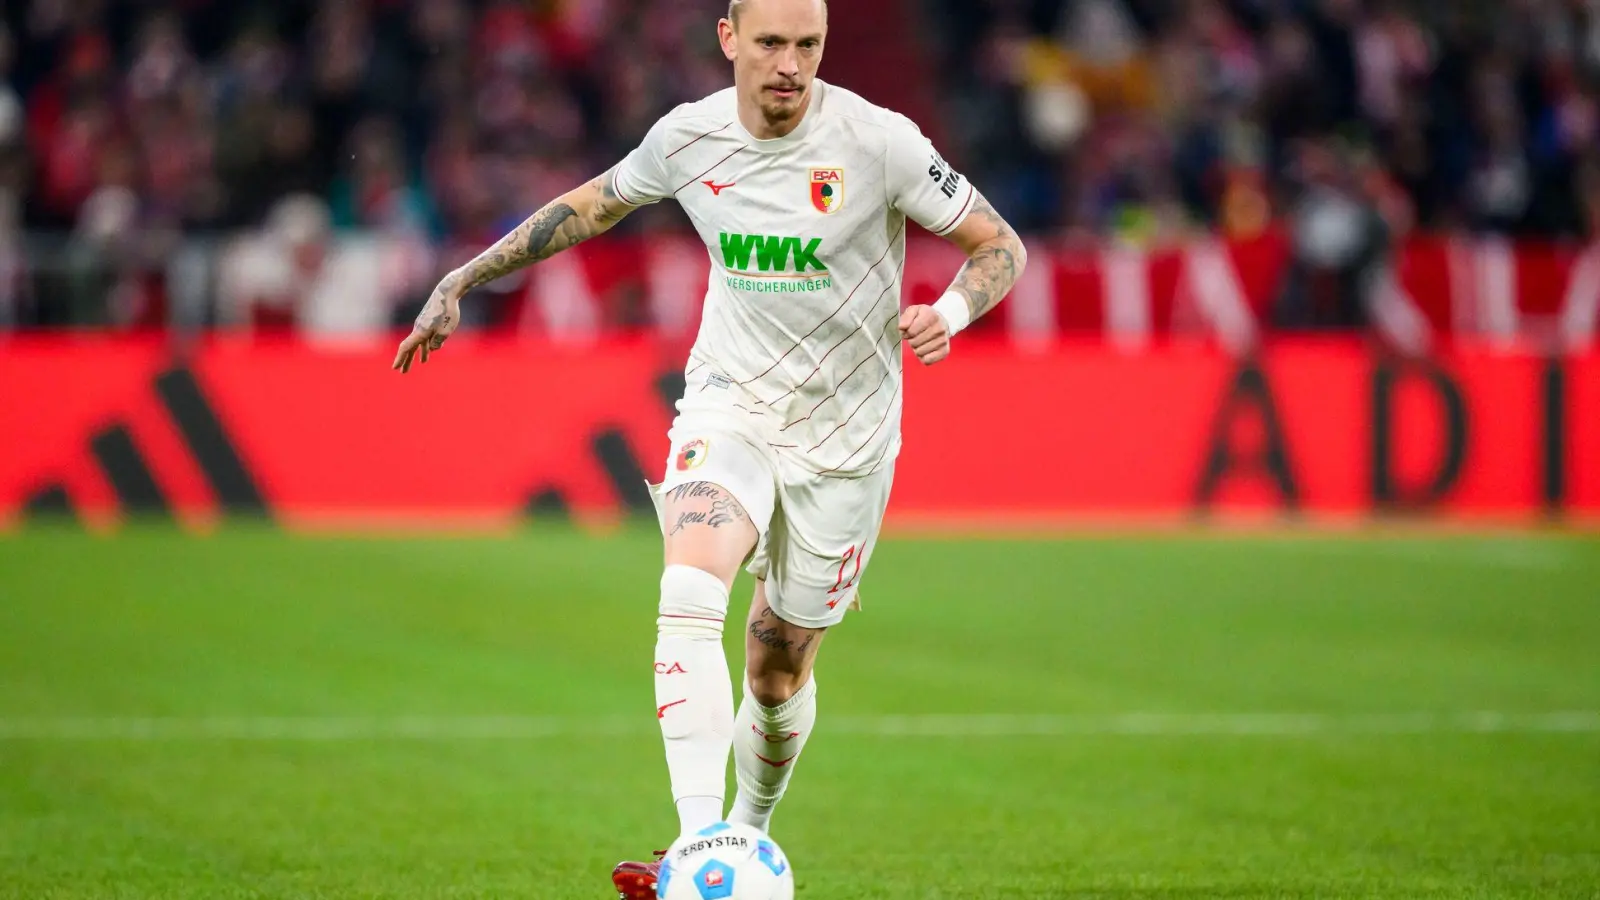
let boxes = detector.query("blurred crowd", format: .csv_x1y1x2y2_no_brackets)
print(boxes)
3,0,1600,334
5,0,741,227
0,0,729,329
929,0,1600,245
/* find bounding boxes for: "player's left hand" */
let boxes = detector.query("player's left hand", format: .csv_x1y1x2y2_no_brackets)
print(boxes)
899,305,951,365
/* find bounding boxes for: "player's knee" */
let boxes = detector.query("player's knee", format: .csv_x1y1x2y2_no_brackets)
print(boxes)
747,669,810,708
658,564,730,641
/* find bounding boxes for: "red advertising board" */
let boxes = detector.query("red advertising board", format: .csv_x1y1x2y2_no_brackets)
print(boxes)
3,335,1596,530
393,232,1600,351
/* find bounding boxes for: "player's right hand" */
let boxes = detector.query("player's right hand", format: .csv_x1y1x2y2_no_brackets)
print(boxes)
392,278,464,374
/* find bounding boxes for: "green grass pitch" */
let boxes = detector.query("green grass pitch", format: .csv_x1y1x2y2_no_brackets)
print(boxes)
1,524,1597,899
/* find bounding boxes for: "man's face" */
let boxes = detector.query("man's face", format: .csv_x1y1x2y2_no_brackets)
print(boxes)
719,0,826,128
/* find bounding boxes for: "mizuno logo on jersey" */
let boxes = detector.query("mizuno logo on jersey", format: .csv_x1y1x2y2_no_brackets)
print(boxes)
718,232,827,274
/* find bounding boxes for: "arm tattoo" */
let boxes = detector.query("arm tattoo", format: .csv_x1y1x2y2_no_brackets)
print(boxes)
595,172,629,226
950,193,1026,320
524,204,578,256
454,167,633,292
415,296,451,332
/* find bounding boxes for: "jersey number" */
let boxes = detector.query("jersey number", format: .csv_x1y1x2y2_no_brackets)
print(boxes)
829,545,862,594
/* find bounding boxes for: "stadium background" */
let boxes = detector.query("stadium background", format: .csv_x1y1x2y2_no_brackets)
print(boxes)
3,2,1598,898
4,0,1600,525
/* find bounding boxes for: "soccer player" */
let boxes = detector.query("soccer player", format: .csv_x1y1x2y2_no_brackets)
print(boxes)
392,0,1026,895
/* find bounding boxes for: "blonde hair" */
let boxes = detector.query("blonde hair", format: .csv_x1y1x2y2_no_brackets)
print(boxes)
728,0,827,26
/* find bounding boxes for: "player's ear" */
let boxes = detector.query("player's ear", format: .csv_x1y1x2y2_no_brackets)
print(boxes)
718,17,737,62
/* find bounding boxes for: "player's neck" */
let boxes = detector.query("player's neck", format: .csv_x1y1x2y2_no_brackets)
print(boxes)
738,87,814,141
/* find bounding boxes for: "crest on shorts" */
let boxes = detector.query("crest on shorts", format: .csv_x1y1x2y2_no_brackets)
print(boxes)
810,168,843,214
675,439,708,471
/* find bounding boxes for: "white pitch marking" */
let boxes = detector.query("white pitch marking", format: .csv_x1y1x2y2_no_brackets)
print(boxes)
0,712,1596,740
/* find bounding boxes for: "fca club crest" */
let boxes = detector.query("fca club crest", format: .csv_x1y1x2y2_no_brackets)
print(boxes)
810,168,843,214
675,439,708,471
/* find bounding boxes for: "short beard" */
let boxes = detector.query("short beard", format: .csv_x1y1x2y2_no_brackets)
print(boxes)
762,101,798,123
761,88,804,123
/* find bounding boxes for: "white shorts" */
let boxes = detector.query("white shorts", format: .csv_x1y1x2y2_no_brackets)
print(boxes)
649,385,894,629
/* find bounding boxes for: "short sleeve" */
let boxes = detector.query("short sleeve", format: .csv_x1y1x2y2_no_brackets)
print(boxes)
612,117,677,207
884,116,977,237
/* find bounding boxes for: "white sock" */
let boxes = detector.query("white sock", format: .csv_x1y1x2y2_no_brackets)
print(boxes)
728,676,817,833
675,796,724,834
655,565,735,836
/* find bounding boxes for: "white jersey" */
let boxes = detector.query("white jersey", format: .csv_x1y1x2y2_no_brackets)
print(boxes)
612,78,976,477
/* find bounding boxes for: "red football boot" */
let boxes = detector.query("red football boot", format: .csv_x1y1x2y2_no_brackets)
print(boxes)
611,850,667,900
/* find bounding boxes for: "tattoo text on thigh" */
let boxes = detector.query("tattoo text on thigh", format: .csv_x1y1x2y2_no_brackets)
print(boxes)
666,482,723,503
664,482,749,533
669,510,708,535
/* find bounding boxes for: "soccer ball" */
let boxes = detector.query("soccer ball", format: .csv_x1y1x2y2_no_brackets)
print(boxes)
657,822,794,900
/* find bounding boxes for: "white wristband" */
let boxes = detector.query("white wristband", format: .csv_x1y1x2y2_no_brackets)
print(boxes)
932,291,973,336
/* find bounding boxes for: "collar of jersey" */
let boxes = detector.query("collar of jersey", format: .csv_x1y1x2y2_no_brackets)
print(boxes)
733,78,827,152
